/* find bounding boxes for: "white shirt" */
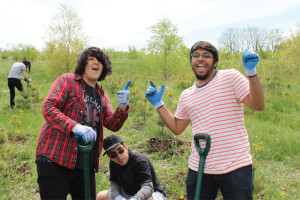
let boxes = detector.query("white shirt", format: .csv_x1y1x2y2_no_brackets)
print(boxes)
175,69,252,174
8,62,26,79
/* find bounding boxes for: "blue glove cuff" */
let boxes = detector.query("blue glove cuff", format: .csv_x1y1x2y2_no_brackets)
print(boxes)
245,67,257,77
154,101,164,109
115,195,126,200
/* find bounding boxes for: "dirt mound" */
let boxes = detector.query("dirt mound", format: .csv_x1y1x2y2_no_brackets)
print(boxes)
146,137,189,155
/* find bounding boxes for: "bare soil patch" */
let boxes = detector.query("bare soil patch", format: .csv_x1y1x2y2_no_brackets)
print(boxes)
143,137,189,156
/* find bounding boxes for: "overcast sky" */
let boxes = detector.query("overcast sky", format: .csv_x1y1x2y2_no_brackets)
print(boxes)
0,0,299,51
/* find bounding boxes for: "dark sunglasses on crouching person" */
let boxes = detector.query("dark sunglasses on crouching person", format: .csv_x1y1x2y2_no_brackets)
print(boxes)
108,147,125,159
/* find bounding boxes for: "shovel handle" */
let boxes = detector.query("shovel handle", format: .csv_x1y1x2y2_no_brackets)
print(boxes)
75,136,95,200
194,133,211,157
75,136,96,153
194,133,211,200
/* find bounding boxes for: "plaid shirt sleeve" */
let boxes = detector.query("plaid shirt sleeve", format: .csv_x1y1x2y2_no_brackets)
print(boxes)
42,74,79,134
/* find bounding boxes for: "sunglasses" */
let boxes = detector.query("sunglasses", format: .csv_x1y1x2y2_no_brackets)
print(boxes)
108,147,125,159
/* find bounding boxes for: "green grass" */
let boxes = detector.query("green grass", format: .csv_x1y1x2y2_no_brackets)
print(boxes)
0,53,299,200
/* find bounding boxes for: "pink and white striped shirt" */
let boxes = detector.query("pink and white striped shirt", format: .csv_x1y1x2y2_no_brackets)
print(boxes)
175,69,252,174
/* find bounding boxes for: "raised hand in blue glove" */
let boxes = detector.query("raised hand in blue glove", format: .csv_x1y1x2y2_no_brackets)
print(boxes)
242,49,260,77
73,124,96,144
117,81,132,106
145,81,165,109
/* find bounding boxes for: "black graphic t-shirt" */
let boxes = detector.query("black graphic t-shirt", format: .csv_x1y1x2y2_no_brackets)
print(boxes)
109,151,166,196
76,81,101,170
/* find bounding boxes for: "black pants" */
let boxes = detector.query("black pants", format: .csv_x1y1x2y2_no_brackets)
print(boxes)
7,78,23,107
36,156,96,200
186,165,253,200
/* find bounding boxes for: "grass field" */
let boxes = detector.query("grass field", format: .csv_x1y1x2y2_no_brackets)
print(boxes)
0,52,299,200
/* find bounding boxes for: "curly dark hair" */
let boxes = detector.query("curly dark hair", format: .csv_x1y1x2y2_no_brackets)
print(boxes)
190,41,219,65
75,47,112,81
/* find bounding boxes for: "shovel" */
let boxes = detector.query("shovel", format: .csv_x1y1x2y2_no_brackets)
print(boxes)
194,133,211,200
76,136,96,200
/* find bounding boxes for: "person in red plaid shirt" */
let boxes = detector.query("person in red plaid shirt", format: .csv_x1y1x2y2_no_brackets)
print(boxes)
35,47,131,199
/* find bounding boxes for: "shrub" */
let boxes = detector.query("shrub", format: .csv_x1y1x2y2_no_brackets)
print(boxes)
0,127,8,147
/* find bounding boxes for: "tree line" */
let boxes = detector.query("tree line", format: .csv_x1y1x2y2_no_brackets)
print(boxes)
218,26,284,53
0,3,298,80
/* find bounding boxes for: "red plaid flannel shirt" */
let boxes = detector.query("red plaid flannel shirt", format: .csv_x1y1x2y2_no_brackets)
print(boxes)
36,73,129,172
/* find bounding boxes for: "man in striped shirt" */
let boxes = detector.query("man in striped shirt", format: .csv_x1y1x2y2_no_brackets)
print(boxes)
35,47,131,199
145,41,264,200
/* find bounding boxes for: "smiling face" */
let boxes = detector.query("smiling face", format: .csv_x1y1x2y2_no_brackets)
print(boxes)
82,56,103,87
191,48,217,85
107,144,129,166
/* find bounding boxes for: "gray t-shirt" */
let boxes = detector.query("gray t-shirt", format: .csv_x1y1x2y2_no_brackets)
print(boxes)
8,62,26,78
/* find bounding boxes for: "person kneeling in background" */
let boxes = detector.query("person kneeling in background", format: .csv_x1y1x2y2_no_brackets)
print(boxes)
97,134,166,200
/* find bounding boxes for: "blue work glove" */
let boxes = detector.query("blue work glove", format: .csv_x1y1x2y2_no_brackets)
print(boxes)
21,77,32,83
130,197,138,200
117,81,132,106
73,124,96,144
115,194,127,200
145,81,165,109
242,49,260,77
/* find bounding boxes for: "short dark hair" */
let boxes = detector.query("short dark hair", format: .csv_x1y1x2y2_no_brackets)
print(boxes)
23,59,31,73
75,47,112,81
190,41,219,64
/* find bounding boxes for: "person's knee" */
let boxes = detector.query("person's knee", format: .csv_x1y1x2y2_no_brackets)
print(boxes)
96,190,109,200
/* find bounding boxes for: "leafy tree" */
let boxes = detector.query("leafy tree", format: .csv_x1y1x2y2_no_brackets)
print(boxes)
0,48,9,60
277,24,300,62
42,3,88,76
0,44,39,61
147,18,185,80
128,45,139,60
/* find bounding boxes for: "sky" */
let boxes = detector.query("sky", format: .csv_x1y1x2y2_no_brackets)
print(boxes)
0,0,299,51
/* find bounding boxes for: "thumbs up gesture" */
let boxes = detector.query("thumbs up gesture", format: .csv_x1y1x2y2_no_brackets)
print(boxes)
117,81,132,106
145,81,165,109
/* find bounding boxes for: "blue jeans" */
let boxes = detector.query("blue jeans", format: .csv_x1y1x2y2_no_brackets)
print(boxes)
185,165,253,200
